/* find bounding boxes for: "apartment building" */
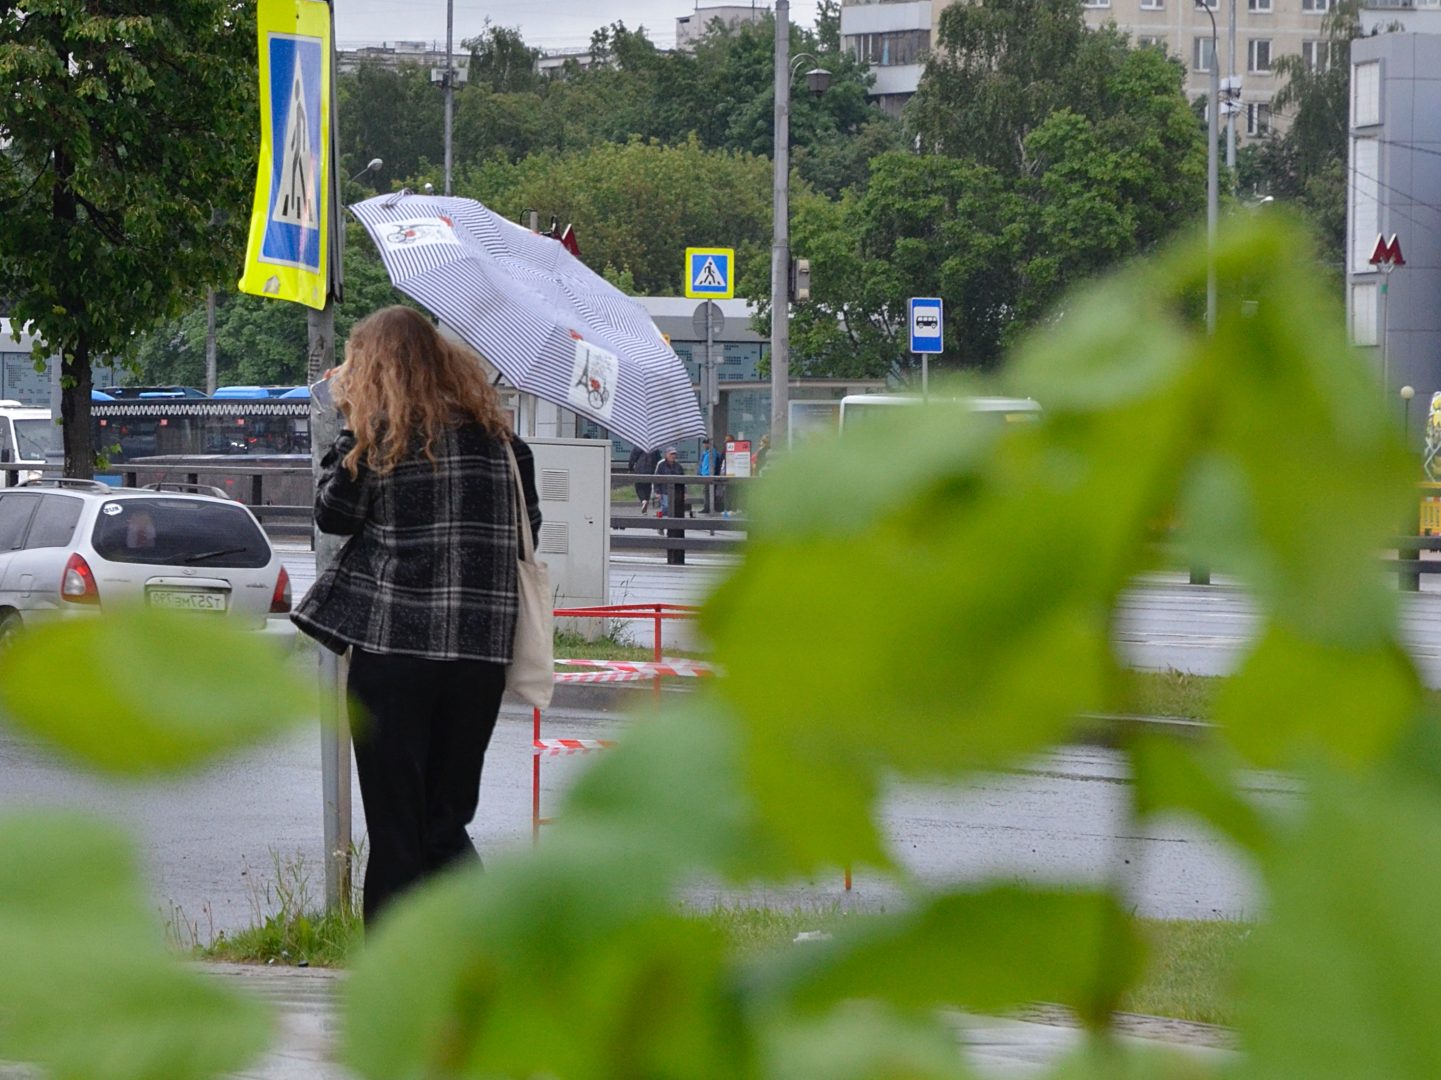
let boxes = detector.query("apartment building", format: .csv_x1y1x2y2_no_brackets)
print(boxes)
840,0,1339,138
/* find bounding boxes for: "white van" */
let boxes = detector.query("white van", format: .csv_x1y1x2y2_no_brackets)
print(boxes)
0,401,62,486
838,394,1041,431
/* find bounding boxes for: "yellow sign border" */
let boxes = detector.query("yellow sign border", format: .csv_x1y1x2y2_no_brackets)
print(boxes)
684,247,735,300
238,0,332,310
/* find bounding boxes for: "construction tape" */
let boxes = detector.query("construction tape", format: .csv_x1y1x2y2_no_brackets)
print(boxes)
552,670,653,684
533,738,619,756
555,658,719,678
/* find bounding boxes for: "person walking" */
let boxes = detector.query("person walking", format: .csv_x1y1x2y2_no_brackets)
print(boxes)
628,443,659,514
697,436,720,514
292,305,542,926
654,446,687,565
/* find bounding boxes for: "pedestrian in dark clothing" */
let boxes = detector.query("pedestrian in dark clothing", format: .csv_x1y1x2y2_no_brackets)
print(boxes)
628,444,659,514
292,305,542,927
654,446,687,564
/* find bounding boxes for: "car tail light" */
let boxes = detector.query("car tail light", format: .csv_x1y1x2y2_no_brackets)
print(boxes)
270,565,292,614
61,553,99,605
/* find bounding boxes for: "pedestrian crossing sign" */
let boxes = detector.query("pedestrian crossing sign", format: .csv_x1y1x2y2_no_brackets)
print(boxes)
685,247,734,299
238,0,333,310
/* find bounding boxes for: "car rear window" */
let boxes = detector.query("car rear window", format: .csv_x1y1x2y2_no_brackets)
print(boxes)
90,498,271,568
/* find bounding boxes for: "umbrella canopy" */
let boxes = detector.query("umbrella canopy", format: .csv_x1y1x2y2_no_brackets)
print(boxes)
350,193,704,451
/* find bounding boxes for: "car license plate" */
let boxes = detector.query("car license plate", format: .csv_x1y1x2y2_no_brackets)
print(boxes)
147,589,227,612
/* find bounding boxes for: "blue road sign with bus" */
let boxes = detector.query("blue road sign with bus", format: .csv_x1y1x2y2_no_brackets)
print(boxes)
909,297,943,354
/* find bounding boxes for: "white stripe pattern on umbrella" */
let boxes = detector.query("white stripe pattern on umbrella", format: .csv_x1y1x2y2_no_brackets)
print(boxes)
350,194,705,451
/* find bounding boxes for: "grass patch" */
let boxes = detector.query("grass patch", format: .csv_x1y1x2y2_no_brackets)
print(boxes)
195,891,1248,1027
553,627,702,661
1118,670,1221,721
1122,918,1250,1025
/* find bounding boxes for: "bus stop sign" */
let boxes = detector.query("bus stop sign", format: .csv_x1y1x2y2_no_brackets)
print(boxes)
909,297,943,354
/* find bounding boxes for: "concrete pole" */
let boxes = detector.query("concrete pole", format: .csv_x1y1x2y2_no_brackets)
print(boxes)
444,0,454,195
1207,38,1219,335
769,0,791,450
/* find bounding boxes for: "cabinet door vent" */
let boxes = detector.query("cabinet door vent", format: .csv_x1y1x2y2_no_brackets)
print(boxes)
540,468,570,502
539,521,569,555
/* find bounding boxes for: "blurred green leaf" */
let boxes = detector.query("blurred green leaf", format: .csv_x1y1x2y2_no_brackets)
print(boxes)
562,698,874,879
1130,735,1270,854
1237,770,1441,1079
1215,629,1419,769
0,608,310,773
762,1002,977,1080
762,887,1144,1028
344,843,746,1080
0,811,272,1080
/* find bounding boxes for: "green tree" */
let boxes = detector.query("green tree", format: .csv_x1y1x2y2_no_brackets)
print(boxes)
789,43,1205,375
334,63,444,192
0,0,257,476
463,20,541,95
130,222,411,386
459,138,776,296
1237,0,1361,275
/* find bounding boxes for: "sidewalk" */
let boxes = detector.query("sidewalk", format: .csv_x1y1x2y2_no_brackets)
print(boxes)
202,963,1236,1080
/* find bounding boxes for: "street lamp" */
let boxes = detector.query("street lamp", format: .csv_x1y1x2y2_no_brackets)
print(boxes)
1196,0,1219,336
350,158,383,184
1401,384,1416,447
770,0,829,451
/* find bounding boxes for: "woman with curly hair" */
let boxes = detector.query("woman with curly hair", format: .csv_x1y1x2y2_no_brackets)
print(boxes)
293,305,542,925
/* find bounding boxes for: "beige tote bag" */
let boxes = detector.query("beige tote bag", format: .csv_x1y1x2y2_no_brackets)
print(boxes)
504,442,554,708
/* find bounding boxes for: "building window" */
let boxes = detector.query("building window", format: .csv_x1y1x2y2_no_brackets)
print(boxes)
847,29,930,66
1248,38,1272,72
1137,34,1166,49
1351,283,1378,346
1248,0,1272,11
1352,59,1381,127
1082,0,1110,8
1302,0,1330,12
1350,137,1380,272
1301,39,1328,72
1194,36,1216,72
1246,102,1271,135
1140,0,1163,10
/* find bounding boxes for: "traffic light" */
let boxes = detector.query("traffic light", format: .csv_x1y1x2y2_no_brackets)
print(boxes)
789,257,811,303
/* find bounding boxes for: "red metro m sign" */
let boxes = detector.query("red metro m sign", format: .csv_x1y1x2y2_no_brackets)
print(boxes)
1369,233,1406,270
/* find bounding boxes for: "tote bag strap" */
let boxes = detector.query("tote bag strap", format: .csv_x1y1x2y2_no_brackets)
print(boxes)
504,439,535,561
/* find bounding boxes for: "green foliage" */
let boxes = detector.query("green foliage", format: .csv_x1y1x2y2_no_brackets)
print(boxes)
0,608,311,1077
0,609,310,773
458,138,776,296
0,0,258,475
788,35,1205,374
0,812,274,1080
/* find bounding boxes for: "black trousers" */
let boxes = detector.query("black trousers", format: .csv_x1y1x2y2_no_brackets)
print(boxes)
347,648,506,925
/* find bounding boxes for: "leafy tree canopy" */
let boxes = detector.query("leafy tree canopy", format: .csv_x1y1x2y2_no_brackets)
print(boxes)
787,38,1206,375
0,0,257,475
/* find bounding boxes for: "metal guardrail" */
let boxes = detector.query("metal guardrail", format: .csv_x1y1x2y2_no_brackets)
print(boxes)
12,459,1441,581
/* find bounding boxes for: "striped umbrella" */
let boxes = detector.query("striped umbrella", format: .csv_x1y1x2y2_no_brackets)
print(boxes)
350,193,704,451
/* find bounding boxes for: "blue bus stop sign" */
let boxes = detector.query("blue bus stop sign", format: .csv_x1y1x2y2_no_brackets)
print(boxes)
909,297,943,354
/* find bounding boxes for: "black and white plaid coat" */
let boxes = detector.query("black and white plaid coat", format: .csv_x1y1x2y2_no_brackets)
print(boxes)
292,424,543,663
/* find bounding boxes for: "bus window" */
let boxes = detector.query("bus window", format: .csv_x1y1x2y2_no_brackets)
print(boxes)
838,394,1041,432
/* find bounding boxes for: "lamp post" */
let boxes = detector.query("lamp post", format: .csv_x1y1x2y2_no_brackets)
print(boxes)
1402,385,1416,447
769,0,830,451
1196,0,1219,335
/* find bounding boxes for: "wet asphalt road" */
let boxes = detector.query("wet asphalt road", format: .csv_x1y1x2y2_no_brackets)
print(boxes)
0,703,1278,937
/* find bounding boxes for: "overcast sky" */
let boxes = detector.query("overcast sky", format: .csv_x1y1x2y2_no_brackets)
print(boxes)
332,0,815,53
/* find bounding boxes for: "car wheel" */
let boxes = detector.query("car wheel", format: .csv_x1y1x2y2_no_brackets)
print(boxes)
0,611,21,652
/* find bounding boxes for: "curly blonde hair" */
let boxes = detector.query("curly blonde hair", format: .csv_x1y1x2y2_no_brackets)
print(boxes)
332,306,511,476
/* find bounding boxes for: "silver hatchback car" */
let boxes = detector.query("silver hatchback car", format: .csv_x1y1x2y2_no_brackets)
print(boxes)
0,479,292,646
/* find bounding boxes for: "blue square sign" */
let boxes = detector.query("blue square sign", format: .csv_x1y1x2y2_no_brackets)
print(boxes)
909,297,943,354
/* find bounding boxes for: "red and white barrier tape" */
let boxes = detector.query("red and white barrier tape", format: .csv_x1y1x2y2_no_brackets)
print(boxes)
533,738,618,756
552,670,652,685
555,658,719,678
